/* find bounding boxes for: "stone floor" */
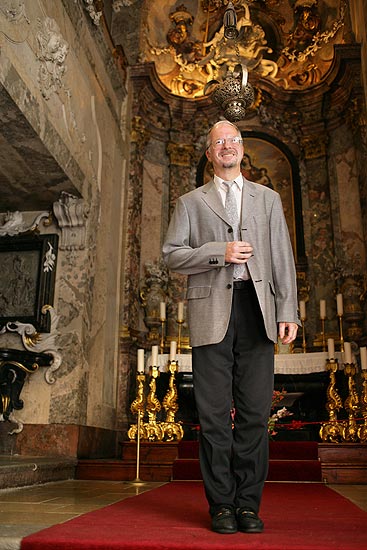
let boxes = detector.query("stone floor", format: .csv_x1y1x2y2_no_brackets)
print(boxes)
0,480,366,550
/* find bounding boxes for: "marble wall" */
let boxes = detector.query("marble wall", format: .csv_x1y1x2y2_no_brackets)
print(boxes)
0,0,128,456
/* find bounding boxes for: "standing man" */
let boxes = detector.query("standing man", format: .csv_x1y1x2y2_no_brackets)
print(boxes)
162,120,299,535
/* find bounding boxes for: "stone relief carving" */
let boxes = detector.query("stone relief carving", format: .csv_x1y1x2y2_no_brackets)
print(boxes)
1,0,29,24
0,0,30,44
0,211,50,236
36,16,69,99
52,192,88,251
113,0,138,11
83,0,103,26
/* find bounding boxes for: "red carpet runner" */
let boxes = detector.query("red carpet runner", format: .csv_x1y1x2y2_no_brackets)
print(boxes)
21,481,367,550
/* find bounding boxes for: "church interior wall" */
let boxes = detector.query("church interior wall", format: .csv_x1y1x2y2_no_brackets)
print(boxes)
1,1,367,461
0,0,129,457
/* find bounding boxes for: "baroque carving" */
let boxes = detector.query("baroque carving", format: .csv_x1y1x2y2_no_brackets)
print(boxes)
36,17,69,100
167,142,195,166
300,133,327,159
53,192,88,251
0,211,51,236
141,0,349,98
84,0,103,26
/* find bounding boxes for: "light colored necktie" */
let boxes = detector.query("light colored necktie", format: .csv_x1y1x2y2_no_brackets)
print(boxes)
223,181,244,279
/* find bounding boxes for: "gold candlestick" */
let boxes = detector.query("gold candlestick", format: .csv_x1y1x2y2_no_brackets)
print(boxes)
320,359,343,442
177,319,184,354
301,318,307,353
162,360,184,441
127,372,146,485
160,318,166,354
144,365,164,441
338,314,344,352
342,362,359,442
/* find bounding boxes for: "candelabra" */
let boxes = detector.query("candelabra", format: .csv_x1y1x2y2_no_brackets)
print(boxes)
342,362,359,442
320,359,344,442
357,370,367,442
162,360,184,441
144,365,164,441
127,372,146,484
338,314,345,352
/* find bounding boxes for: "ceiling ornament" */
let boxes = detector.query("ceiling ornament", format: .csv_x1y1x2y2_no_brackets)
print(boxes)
142,0,348,98
204,2,255,121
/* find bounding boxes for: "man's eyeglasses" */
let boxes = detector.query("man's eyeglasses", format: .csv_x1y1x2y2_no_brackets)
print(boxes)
209,137,243,149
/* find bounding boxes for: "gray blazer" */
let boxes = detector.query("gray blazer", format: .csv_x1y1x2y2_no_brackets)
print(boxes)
162,177,299,347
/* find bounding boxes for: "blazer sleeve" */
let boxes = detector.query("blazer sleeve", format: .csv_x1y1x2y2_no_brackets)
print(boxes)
269,193,300,324
162,196,228,275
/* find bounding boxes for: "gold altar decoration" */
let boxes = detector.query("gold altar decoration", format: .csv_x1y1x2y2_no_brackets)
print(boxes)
319,359,344,443
320,350,367,443
357,370,367,442
143,0,348,99
128,361,183,444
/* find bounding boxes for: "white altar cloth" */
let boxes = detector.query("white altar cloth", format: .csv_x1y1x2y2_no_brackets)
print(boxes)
147,351,343,375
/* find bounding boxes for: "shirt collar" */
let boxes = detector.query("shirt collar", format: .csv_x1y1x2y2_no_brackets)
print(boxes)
214,174,243,192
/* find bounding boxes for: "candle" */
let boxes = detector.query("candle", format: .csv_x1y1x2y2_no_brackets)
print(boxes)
170,340,177,362
299,300,306,320
360,347,367,370
320,300,326,320
336,293,343,316
344,342,352,364
160,301,166,320
177,302,184,321
327,338,335,360
151,345,159,366
137,349,145,372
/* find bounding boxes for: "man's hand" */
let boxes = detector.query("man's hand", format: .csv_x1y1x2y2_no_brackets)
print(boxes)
225,241,253,264
278,322,298,344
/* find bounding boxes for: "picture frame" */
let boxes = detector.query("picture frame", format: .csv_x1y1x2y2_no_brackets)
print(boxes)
0,233,58,332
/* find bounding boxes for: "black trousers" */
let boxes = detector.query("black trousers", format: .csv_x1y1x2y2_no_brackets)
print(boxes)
192,281,274,515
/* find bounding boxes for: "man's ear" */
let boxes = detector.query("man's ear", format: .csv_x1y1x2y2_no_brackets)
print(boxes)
205,148,211,162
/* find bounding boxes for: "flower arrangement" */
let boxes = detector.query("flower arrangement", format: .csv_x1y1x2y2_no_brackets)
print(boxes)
230,389,293,438
268,389,293,438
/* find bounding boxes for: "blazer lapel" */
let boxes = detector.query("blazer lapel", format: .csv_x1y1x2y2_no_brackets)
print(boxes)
240,177,257,228
201,180,229,224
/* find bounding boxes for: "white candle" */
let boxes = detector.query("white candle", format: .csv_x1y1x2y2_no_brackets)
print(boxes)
151,345,159,366
299,300,306,320
170,340,177,362
327,338,335,360
160,301,166,320
137,349,145,372
344,342,352,364
336,294,343,316
360,347,367,370
177,302,184,321
320,300,326,320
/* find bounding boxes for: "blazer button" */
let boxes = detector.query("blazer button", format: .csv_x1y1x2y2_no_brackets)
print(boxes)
228,227,233,233
227,283,232,289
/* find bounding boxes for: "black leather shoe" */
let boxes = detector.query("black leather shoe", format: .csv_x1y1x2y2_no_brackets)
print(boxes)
211,506,238,534
236,508,264,533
